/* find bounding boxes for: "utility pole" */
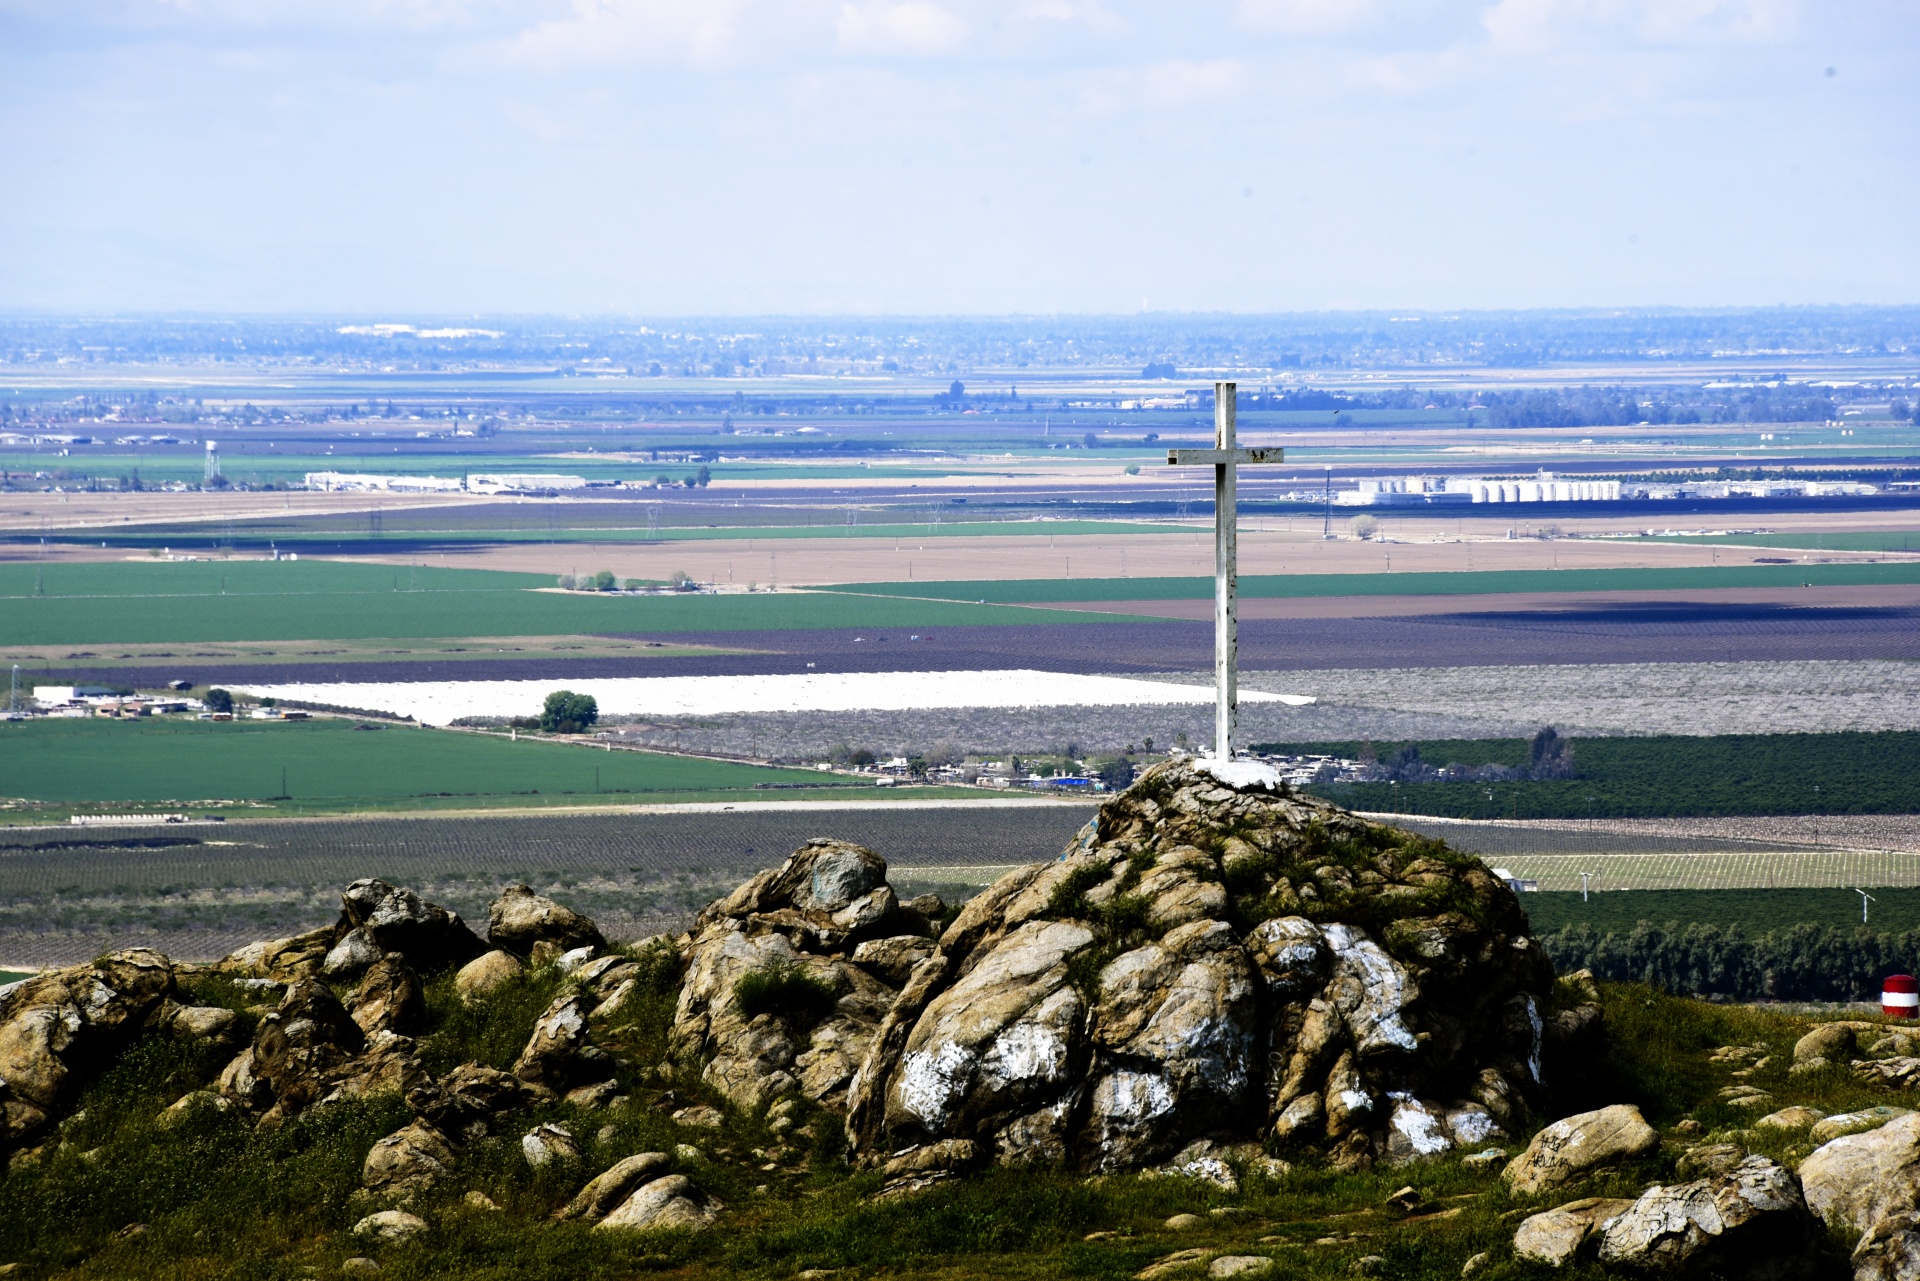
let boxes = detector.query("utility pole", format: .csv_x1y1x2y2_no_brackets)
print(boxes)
1163,383,1282,761
1322,465,1333,539
1580,872,1593,902
1857,888,1876,924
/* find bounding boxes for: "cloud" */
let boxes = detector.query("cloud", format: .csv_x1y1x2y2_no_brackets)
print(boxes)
1142,57,1247,105
1236,0,1379,34
835,1,968,55
1481,0,1797,53
495,0,794,70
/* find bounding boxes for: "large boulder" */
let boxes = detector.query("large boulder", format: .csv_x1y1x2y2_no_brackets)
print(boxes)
217,881,483,984
362,1119,460,1201
682,758,1556,1174
331,879,484,976
594,1172,720,1232
1513,1197,1638,1268
1595,1154,1818,1278
489,885,607,961
514,994,610,1090
0,949,176,1151
1801,1111,1920,1234
1504,1104,1659,1196
454,950,525,1005
670,839,927,1112
350,955,425,1037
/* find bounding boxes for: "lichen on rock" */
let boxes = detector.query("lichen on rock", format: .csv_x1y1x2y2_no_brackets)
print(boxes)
672,758,1563,1174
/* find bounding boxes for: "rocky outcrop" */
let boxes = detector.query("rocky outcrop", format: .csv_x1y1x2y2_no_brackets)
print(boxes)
670,838,937,1112
1594,1155,1817,1277
490,884,607,961
216,880,483,986
0,949,176,1151
675,759,1558,1174
454,951,525,1005
1513,1197,1637,1267
1503,1104,1659,1196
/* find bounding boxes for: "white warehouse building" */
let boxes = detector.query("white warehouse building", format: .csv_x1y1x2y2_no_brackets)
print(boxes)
1336,472,1621,506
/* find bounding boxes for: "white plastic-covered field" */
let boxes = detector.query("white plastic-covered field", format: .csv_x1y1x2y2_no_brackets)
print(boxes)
238,670,1314,727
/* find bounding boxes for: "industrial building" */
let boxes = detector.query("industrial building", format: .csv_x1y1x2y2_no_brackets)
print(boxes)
1335,472,1623,506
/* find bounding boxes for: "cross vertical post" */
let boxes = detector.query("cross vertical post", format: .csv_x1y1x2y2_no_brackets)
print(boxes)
1213,383,1237,761
1165,382,1282,763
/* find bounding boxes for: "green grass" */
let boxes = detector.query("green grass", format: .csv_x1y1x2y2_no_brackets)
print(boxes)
1526,888,1920,936
0,560,1151,646
92,519,1199,549
1260,731,1920,818
1649,531,1920,553
0,969,32,984
823,559,1920,603
0,717,854,808
0,954,1879,1278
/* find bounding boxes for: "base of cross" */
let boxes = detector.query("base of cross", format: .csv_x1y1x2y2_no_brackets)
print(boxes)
1194,757,1283,790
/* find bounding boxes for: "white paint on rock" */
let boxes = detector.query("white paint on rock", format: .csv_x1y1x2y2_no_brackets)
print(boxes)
1388,1094,1452,1157
894,1040,977,1129
235,670,1309,726
1323,924,1418,1054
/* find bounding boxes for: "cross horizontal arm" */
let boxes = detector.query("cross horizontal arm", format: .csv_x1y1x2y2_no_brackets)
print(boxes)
1165,447,1284,466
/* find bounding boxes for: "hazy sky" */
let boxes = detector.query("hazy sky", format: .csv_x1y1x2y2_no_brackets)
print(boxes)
2,0,1915,314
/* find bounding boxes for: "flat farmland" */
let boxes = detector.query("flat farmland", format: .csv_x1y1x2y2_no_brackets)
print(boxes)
331,524,1910,587
0,717,860,817
0,560,1133,647
0,802,1096,967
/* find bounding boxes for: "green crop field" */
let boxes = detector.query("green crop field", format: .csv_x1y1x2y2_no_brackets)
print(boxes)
1525,887,1920,936
0,717,857,815
1650,531,1920,553
85,518,1198,551
0,560,1150,646
1268,731,1920,819
825,560,1920,604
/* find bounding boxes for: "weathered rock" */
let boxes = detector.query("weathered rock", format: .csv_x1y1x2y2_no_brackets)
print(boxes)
0,949,175,1148
671,840,907,1113
1513,1197,1636,1268
1675,1142,1749,1180
1853,1210,1920,1281
249,978,366,1121
168,1004,241,1047
215,927,335,983
362,1120,459,1199
773,758,1553,1173
513,994,608,1089
1801,1111,1920,1234
558,1152,671,1221
1595,1155,1817,1278
1755,1105,1826,1131
1209,1258,1274,1278
521,1123,581,1169
1812,1106,1912,1145
407,1061,541,1134
1795,1021,1872,1065
488,885,606,960
852,935,938,986
350,1209,429,1244
350,956,424,1037
1503,1104,1658,1196
453,950,525,1004
337,879,485,974
594,1172,720,1231
1859,1058,1920,1090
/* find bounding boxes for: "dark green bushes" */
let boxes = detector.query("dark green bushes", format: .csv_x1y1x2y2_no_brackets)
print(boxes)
1542,920,1920,1001
733,963,836,1025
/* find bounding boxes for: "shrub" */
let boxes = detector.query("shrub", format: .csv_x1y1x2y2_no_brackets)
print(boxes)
734,963,837,1026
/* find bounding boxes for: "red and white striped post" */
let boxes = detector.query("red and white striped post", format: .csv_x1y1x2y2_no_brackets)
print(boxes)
1883,975,1918,1019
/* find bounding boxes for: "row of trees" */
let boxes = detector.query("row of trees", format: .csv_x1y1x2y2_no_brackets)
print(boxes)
1541,921,1920,1002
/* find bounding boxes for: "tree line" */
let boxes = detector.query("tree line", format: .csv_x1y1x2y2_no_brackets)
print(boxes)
1541,921,1920,1002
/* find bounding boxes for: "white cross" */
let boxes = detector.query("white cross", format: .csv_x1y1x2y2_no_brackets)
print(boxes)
1165,381,1282,762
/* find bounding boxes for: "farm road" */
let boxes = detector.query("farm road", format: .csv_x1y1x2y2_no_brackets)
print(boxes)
0,804,1096,968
